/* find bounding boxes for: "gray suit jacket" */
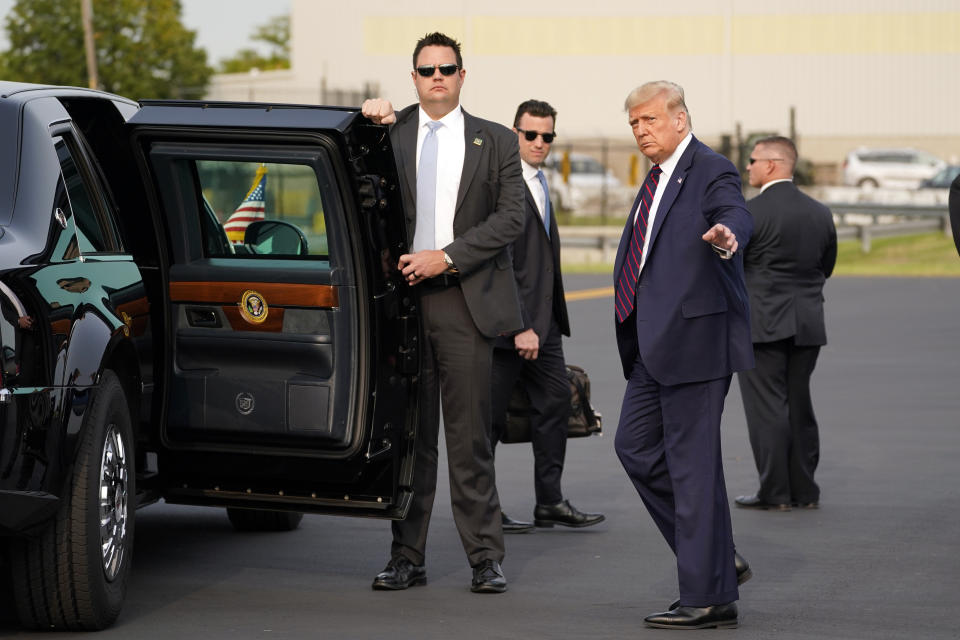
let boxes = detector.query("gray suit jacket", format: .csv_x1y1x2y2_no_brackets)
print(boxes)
390,104,525,337
744,181,837,346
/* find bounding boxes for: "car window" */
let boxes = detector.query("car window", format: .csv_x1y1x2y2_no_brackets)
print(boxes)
195,160,329,260
53,136,120,254
869,153,903,163
570,158,604,174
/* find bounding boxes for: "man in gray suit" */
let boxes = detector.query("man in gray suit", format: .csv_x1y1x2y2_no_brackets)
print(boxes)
490,99,604,533
361,32,525,594
735,136,837,512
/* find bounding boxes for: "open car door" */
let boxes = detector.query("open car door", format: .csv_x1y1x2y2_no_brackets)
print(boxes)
127,102,419,519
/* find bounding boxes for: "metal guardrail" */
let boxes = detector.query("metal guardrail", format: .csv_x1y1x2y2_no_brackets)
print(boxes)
558,203,952,259
559,226,622,263
828,203,950,252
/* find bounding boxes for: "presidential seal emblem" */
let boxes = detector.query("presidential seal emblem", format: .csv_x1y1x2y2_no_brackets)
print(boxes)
239,290,268,324
235,392,255,415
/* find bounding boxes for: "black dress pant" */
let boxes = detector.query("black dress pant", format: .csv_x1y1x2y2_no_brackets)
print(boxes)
737,338,821,505
490,322,569,506
391,284,504,567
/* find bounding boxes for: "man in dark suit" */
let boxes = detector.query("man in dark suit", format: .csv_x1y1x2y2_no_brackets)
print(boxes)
361,32,525,594
612,81,754,630
490,100,605,534
950,173,960,256
735,136,837,512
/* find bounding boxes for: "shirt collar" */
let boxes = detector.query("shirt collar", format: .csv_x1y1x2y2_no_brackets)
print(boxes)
520,158,541,181
418,104,463,130
760,177,793,193
658,132,693,178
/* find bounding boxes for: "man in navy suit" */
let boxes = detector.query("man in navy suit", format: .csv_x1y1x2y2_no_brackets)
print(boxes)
490,99,605,533
612,81,754,629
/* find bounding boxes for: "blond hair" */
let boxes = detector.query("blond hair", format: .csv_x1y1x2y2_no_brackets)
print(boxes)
624,81,692,130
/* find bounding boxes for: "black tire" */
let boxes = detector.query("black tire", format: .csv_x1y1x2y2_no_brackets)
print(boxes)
858,177,879,189
226,508,303,532
10,370,135,630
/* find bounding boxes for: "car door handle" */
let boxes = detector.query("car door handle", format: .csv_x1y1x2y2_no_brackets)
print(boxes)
186,307,221,328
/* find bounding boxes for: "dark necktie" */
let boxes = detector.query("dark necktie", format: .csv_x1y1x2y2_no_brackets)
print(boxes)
615,164,662,323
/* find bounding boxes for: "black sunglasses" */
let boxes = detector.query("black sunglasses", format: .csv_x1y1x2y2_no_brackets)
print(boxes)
415,63,460,77
748,157,784,165
517,128,556,144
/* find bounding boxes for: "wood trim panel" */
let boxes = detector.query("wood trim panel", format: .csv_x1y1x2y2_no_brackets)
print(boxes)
169,281,339,308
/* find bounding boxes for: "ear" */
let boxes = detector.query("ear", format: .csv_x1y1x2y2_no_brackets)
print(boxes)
676,110,687,132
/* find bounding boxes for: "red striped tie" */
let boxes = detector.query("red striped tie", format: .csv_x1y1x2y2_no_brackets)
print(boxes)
615,165,662,323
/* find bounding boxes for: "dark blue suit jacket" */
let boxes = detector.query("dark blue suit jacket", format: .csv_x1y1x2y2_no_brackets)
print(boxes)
494,183,569,349
613,135,754,386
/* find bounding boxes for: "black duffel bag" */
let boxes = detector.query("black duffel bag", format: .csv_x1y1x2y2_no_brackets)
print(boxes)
500,364,602,444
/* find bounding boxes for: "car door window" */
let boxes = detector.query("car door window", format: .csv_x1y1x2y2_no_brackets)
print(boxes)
196,160,328,260
53,136,120,254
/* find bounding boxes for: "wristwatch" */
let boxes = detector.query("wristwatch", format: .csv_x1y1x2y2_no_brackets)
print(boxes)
443,252,458,273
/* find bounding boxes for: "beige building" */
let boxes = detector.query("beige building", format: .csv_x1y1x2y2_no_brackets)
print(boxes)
209,0,960,180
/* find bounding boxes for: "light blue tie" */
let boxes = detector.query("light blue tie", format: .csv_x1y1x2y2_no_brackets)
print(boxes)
414,121,443,252
536,169,551,237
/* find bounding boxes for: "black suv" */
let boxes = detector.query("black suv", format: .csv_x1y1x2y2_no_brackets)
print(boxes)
0,82,420,630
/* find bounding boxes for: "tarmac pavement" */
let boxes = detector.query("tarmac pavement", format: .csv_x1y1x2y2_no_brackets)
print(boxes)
2,275,958,639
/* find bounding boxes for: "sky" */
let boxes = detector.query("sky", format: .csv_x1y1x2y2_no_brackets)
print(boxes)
0,0,291,66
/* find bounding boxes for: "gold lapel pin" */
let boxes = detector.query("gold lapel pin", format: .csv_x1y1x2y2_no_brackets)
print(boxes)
473,137,483,146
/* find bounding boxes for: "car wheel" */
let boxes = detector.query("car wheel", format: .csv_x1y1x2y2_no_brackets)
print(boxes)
858,177,879,189
226,508,303,532
10,370,134,631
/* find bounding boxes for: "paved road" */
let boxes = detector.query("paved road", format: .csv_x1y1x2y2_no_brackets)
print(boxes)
2,276,958,639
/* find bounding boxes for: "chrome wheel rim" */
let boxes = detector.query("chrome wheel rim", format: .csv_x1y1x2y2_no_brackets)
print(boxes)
99,424,128,581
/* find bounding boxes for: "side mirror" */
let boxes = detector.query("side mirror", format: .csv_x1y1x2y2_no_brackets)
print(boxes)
244,220,309,256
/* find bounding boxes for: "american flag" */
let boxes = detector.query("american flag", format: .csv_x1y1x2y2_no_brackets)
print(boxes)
223,165,267,243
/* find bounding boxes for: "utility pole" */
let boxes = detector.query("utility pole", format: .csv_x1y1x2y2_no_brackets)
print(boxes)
80,0,99,89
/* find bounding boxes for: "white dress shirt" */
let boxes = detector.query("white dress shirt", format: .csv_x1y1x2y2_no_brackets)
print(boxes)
760,177,793,193
416,105,465,250
635,131,693,274
521,158,548,222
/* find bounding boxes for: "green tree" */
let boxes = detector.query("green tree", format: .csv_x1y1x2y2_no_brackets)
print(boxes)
1,0,212,99
218,15,290,73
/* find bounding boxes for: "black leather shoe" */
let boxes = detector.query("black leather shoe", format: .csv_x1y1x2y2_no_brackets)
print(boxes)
645,604,738,629
793,500,819,509
501,511,535,534
734,551,753,585
471,559,507,593
534,500,605,528
669,552,751,610
735,494,791,511
371,556,426,591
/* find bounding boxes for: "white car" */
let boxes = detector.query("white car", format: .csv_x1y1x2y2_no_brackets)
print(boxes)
543,152,623,213
842,147,945,189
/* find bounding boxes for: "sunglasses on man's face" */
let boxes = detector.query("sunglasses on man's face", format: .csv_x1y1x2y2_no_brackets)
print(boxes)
517,128,556,144
415,63,460,77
